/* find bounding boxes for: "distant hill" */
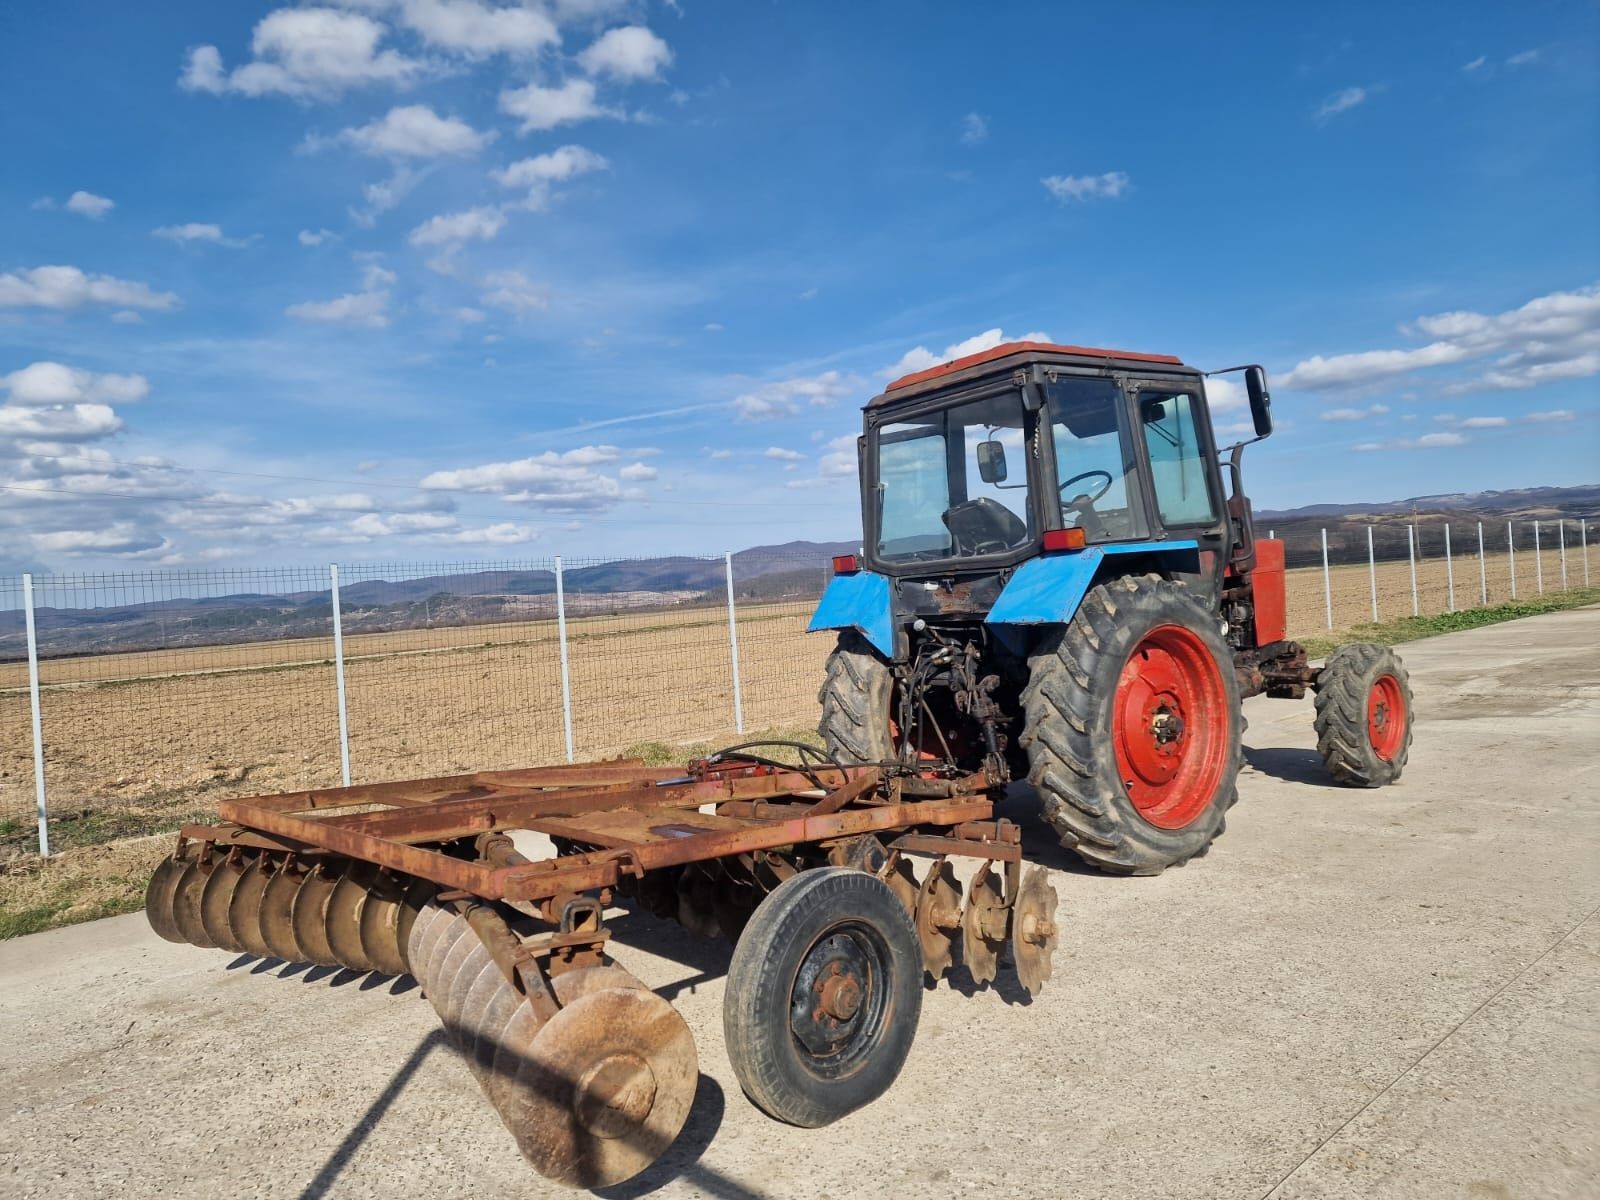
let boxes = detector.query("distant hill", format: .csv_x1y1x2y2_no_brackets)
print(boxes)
0,491,1589,661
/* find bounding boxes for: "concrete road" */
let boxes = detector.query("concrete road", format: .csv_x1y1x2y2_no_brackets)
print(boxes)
2,608,1597,1200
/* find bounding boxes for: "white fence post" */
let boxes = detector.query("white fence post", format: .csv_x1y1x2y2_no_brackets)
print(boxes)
1407,524,1419,616
1477,521,1487,607
1583,519,1591,587
1320,528,1333,629
329,565,351,787
22,574,49,858
1534,521,1543,594
1366,525,1378,622
555,556,574,764
1558,519,1567,590
725,552,745,735
1444,524,1455,612
1508,521,1517,599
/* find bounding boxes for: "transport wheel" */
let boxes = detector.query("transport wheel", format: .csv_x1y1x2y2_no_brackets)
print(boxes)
1020,574,1242,875
817,631,894,763
723,866,921,1127
1313,643,1413,786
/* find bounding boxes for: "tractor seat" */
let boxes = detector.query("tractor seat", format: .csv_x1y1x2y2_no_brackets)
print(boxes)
942,498,1029,555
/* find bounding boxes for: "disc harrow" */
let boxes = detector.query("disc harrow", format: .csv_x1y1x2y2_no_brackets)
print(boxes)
145,751,1061,1188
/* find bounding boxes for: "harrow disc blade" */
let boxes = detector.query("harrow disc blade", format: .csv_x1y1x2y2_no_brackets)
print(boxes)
1012,866,1061,998
171,857,218,950
358,871,410,978
914,858,962,981
504,986,698,1189
882,856,919,918
407,902,449,989
198,853,252,952
394,877,434,974
259,861,308,963
961,862,1006,987
228,855,276,960
290,866,341,968
143,855,189,944
324,864,378,973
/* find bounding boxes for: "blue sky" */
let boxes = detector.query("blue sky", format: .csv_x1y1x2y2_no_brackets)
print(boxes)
0,1,1596,571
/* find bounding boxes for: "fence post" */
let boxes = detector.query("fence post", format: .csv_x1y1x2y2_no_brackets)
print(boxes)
1407,524,1419,616
1320,528,1333,629
724,552,746,734
1366,525,1378,622
1508,521,1517,599
22,574,49,858
1444,524,1455,612
555,556,574,763
1477,521,1487,607
1558,519,1567,590
329,565,351,787
1534,521,1543,594
1583,519,1591,587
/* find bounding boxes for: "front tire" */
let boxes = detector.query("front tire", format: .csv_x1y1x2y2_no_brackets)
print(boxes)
1020,575,1242,875
818,631,894,764
722,867,922,1127
1313,643,1412,786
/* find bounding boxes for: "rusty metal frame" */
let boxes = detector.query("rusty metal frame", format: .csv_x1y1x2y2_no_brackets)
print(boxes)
208,758,1007,905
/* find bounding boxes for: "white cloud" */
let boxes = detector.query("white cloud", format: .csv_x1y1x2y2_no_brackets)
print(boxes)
2,362,149,406
299,228,336,245
499,78,611,132
764,446,805,462
1525,409,1574,422
707,448,732,460
0,402,123,441
351,167,418,226
31,523,170,558
350,511,456,536
152,222,254,247
65,191,114,220
819,433,857,478
1282,283,1600,395
1458,416,1508,428
1041,172,1129,202
0,265,179,311
419,446,627,511
407,205,506,246
180,9,426,100
885,327,1053,380
111,310,143,325
959,112,988,145
425,521,540,545
492,145,609,206
1418,431,1466,447
1463,56,1487,73
397,0,559,57
1315,86,1369,122
1322,407,1371,422
455,306,486,322
1353,431,1468,453
479,269,548,314
1507,49,1540,67
285,288,390,328
578,25,672,81
618,461,657,481
1204,375,1245,411
704,322,724,333
734,371,856,420
330,104,494,157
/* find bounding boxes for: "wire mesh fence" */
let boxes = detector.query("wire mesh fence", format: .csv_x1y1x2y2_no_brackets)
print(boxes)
0,522,1591,858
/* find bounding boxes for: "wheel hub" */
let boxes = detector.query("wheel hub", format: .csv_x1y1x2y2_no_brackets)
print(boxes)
1366,673,1407,761
790,930,879,1062
574,1052,658,1140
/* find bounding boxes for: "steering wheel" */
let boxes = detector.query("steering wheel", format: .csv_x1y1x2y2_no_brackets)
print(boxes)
1058,469,1114,507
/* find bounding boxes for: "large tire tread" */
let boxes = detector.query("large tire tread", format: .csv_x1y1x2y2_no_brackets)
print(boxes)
1313,643,1412,787
817,631,894,764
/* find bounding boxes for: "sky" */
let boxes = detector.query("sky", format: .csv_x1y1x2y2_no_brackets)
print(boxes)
0,0,1596,573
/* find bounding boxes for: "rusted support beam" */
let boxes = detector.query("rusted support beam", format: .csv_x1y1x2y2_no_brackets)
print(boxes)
889,832,1021,863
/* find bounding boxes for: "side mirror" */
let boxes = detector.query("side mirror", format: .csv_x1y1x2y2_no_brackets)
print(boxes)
976,439,1008,483
1245,365,1273,437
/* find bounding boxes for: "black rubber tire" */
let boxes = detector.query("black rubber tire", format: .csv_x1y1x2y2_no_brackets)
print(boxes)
1313,643,1413,786
1019,574,1243,875
723,867,922,1128
818,631,894,764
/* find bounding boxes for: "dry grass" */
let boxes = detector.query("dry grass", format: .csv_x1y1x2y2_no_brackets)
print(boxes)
0,834,170,939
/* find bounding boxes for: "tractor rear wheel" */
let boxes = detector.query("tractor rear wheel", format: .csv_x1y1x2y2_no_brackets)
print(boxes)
1313,643,1412,786
1020,575,1242,875
818,631,894,764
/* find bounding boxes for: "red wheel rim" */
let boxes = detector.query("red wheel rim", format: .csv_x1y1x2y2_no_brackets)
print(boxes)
1367,674,1406,761
1111,624,1230,830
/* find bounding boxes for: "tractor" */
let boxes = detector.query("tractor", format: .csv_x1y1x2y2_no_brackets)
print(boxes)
810,340,1413,874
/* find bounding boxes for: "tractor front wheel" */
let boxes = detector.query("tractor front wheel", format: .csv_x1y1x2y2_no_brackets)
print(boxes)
818,631,894,764
1313,643,1413,786
1020,575,1242,875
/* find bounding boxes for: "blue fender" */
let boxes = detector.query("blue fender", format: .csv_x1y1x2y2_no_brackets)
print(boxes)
808,571,895,657
985,540,1200,627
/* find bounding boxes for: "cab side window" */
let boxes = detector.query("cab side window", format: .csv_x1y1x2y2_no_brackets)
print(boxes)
1139,392,1217,527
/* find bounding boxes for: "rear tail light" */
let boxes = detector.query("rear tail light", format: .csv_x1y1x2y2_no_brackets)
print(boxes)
1042,528,1087,552
831,554,860,575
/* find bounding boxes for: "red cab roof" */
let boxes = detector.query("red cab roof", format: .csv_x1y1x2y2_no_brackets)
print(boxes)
883,340,1185,393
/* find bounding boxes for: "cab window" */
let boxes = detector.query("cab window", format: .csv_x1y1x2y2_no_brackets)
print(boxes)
1046,377,1141,541
1139,391,1217,527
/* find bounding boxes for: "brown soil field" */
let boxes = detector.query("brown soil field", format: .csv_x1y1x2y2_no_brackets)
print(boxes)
0,543,1587,849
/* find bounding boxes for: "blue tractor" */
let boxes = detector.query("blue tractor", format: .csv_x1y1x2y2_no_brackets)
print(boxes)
810,340,1412,875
